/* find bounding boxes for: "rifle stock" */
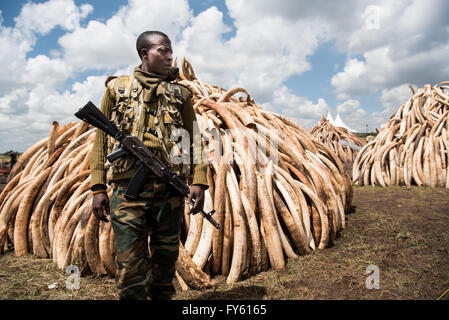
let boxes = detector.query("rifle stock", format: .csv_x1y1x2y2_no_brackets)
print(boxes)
74,101,124,141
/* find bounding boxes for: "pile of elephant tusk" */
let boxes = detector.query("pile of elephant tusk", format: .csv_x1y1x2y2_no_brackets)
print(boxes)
0,59,353,290
309,117,366,167
352,82,449,188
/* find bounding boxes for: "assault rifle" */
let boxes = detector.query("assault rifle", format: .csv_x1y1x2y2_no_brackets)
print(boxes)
75,101,220,229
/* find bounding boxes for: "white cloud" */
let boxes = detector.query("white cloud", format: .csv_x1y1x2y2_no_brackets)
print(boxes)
0,74,107,152
262,86,328,129
330,0,449,100
379,84,414,116
0,25,32,94
14,0,93,35
337,99,360,115
340,108,371,133
1,0,449,151
58,18,136,71
338,84,415,133
0,0,91,94
24,55,72,89
58,0,192,71
176,4,322,103
332,43,449,100
1,0,191,151
0,89,30,115
332,58,368,100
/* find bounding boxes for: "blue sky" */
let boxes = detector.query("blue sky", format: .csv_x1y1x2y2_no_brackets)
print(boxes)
1,0,448,152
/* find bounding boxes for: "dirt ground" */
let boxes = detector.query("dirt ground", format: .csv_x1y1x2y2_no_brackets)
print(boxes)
0,185,448,300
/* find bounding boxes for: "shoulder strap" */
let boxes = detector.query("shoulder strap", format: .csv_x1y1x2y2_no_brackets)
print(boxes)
175,82,193,100
105,75,141,101
113,75,134,101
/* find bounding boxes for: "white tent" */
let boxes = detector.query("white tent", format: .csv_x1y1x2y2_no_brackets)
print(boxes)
326,111,335,124
326,111,357,133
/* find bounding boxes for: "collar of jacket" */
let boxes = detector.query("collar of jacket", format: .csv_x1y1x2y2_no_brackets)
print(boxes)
133,65,179,102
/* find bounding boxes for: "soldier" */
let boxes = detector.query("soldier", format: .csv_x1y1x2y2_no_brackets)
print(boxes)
89,31,208,300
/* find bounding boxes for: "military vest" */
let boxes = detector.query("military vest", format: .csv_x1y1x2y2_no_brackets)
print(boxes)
105,75,191,178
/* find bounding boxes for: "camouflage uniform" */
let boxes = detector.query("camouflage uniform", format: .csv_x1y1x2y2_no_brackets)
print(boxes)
110,179,184,300
89,65,208,300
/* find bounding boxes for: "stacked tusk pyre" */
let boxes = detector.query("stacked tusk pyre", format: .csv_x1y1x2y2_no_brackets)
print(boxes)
353,82,449,188
309,117,365,174
0,59,353,289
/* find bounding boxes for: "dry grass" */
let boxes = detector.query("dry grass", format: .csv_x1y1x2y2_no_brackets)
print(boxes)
0,186,448,300
0,254,117,300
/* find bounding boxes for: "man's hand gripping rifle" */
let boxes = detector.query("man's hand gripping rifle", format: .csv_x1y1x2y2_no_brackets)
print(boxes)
75,101,220,229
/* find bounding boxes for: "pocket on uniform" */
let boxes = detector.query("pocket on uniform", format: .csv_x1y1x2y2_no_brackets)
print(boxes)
163,110,183,126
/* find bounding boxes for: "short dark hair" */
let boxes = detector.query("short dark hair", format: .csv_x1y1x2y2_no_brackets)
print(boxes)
136,31,170,59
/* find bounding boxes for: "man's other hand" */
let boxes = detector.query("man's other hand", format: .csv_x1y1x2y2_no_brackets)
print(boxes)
186,184,206,215
92,192,110,222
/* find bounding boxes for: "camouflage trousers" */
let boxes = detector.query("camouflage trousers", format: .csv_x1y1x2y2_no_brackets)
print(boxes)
110,179,184,300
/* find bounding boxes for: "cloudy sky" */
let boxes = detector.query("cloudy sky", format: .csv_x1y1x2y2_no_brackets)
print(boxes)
0,0,448,152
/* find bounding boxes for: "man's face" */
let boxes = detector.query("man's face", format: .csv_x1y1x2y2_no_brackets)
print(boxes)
141,36,173,75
